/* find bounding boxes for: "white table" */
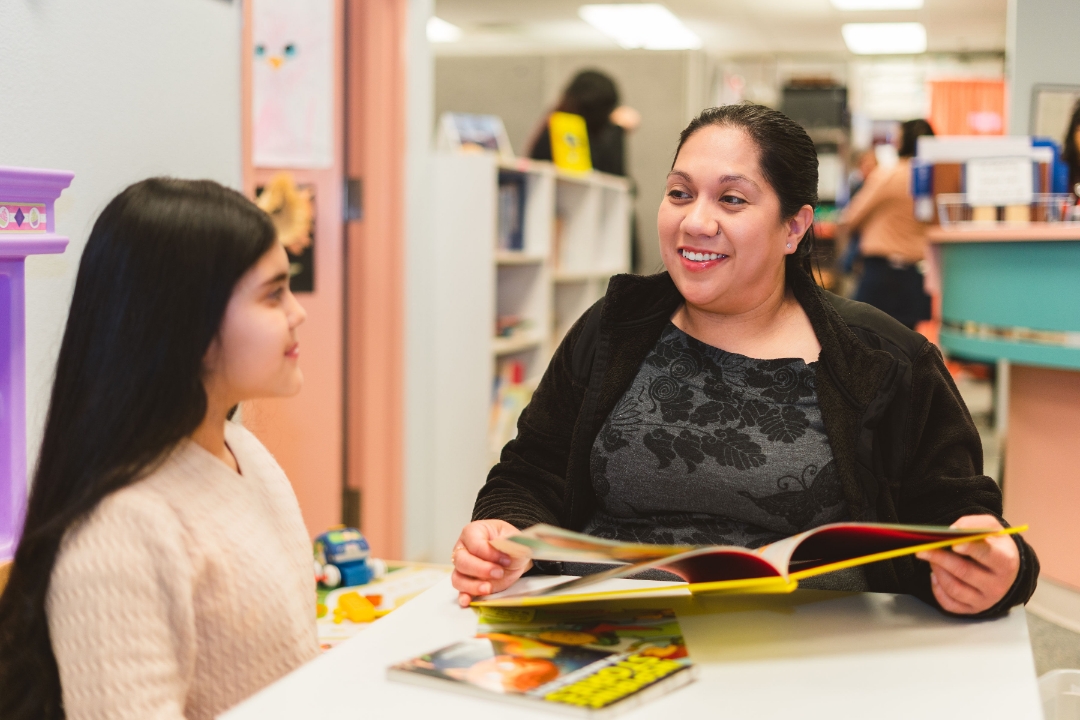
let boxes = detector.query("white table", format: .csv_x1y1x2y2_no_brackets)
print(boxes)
221,578,1042,719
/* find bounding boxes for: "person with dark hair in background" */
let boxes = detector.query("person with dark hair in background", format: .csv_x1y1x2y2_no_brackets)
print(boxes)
841,118,935,330
451,104,1036,620
0,179,318,719
530,69,642,267
528,69,638,176
1060,99,1080,197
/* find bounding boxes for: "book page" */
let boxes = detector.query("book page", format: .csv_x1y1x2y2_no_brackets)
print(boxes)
758,522,1021,580
482,544,785,604
490,524,696,564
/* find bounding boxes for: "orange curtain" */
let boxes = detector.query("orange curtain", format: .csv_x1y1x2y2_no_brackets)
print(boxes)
927,79,1007,135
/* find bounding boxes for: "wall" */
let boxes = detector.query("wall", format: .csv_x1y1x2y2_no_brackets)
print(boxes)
436,50,706,275
403,0,438,561
1007,0,1080,135
1,0,242,487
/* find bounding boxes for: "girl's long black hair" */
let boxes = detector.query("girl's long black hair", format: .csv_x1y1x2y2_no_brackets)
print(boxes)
0,178,276,719
672,104,820,282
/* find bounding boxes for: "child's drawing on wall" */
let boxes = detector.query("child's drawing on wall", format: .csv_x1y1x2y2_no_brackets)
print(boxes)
252,0,333,168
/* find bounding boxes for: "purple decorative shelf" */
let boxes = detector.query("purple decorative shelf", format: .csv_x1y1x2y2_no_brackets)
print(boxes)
0,166,74,562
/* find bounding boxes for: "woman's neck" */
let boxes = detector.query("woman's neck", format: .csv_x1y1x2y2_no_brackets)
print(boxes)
672,282,820,363
190,393,239,473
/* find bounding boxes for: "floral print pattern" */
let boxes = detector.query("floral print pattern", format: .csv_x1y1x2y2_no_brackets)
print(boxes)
584,323,849,549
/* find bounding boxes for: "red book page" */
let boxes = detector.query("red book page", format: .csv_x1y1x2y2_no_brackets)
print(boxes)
788,525,968,570
657,551,781,583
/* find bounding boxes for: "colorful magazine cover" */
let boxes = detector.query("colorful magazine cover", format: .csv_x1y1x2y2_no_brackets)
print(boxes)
388,608,696,717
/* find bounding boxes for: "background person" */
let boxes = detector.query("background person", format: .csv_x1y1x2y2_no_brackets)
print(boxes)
528,69,638,176
1060,98,1080,198
451,105,1037,618
0,179,318,720
529,70,641,267
838,147,878,275
841,119,935,330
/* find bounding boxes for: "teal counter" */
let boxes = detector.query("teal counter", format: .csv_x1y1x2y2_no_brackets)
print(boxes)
931,226,1080,371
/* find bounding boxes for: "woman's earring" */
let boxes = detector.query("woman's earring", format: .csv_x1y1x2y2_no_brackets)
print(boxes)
786,243,792,249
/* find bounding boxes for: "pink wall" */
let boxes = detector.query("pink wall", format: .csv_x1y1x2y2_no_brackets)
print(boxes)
241,0,346,540
1003,365,1080,591
344,0,407,560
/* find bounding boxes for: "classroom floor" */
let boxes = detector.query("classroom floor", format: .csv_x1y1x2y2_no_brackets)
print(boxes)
1029,612,1080,676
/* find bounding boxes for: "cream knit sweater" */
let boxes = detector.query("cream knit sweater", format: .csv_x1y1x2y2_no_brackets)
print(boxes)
47,422,319,719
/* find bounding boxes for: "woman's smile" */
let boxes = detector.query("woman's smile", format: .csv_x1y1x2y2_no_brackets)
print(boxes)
677,246,729,271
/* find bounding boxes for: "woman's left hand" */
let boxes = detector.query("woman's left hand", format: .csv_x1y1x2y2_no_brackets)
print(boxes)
915,514,1020,615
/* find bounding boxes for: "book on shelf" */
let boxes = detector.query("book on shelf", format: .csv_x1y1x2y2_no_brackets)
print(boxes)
474,521,1027,607
497,171,526,251
387,607,695,717
437,112,514,158
549,111,592,173
489,359,532,458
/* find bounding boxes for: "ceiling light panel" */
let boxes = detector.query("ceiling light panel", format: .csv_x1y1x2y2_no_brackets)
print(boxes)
578,4,702,50
831,0,924,9
427,16,463,43
841,22,927,54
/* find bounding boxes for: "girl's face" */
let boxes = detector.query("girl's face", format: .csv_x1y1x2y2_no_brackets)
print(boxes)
658,125,812,314
204,242,306,405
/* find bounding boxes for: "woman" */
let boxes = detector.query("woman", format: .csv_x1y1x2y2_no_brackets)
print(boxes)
529,69,643,277
842,119,935,329
528,69,635,176
452,105,1038,618
0,179,318,719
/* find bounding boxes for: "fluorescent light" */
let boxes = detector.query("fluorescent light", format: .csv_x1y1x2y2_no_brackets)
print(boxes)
842,22,927,54
579,4,702,50
831,0,923,9
427,16,462,43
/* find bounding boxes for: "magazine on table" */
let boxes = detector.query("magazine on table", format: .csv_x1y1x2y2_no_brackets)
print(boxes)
388,607,696,717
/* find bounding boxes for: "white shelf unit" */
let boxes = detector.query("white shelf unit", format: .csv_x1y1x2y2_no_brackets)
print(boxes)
426,153,631,556
551,170,631,348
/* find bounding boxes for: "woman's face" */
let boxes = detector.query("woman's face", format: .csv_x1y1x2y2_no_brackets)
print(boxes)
658,125,812,314
204,242,306,405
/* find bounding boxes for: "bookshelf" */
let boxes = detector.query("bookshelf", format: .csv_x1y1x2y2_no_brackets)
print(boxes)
427,152,631,556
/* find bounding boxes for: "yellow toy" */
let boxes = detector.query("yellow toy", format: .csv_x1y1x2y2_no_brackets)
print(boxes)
333,591,376,624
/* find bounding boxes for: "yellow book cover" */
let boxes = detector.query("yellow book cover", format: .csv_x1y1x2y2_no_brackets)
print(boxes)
549,112,592,172
474,522,1027,608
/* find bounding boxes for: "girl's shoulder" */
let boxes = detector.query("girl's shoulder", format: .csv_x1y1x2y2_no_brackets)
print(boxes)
51,473,193,598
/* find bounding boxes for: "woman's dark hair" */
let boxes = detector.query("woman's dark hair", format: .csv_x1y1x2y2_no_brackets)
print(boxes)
556,70,620,135
1061,99,1080,193
672,103,820,279
0,178,276,719
898,118,935,158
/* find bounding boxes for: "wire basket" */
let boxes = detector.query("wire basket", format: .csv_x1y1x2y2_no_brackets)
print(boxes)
936,193,1076,226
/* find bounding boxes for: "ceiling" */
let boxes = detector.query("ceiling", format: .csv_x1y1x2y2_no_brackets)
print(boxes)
433,0,1008,56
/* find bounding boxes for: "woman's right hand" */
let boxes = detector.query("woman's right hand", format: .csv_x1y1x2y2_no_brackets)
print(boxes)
450,519,532,608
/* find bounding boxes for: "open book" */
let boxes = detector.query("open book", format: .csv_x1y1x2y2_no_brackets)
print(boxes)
475,522,1026,608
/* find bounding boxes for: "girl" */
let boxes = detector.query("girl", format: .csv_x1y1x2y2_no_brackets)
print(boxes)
451,104,1037,617
0,178,318,719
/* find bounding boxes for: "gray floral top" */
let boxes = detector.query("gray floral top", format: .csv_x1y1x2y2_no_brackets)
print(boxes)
583,323,868,590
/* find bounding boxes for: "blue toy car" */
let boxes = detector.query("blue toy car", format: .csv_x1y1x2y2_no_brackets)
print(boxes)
313,526,385,588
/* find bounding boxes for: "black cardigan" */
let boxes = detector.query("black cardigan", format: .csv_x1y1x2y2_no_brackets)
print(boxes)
473,269,1039,617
